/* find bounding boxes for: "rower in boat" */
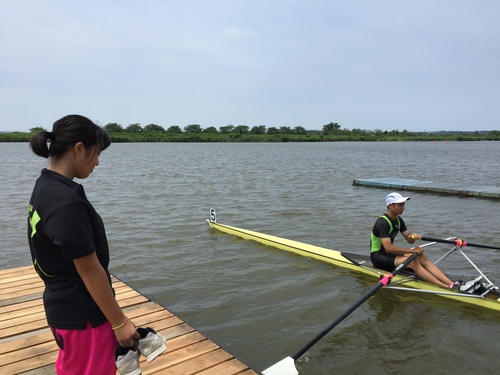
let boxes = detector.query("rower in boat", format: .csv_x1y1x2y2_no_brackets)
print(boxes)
207,208,500,375
370,192,459,290
207,208,500,311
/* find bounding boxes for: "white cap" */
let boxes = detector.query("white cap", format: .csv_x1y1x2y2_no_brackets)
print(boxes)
385,192,410,206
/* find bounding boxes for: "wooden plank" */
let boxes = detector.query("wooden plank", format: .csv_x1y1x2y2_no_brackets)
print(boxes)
0,338,57,367
18,364,56,375
0,348,58,374
0,274,41,286
0,330,53,355
196,358,255,375
0,285,45,300
0,266,33,277
142,335,219,373
0,266,259,375
0,299,43,317
0,293,44,307
0,315,47,340
0,310,46,330
144,346,244,374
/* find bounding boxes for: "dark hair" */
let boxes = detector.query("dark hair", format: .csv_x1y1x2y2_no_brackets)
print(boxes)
30,115,111,159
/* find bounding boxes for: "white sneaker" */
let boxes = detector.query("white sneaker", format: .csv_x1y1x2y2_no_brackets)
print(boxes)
460,276,483,293
137,327,167,363
115,345,142,375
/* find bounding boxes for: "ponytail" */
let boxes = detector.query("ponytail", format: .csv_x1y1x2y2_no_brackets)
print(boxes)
30,130,52,158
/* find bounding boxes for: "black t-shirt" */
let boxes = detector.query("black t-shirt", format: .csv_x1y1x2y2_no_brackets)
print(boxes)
27,169,111,329
372,214,408,255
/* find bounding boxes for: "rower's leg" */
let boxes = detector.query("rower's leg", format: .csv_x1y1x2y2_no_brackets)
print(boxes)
398,256,451,288
419,255,454,285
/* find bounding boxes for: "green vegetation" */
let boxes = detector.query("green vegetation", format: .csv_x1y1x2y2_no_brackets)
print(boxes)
1,122,499,142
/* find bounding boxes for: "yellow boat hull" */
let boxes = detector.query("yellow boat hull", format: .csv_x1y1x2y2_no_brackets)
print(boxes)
207,220,500,312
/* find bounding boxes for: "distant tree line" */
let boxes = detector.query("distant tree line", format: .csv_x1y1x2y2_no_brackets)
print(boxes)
102,122,310,136
99,121,500,142
1,121,499,142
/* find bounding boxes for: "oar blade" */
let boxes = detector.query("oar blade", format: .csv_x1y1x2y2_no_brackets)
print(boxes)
262,253,419,375
262,356,299,375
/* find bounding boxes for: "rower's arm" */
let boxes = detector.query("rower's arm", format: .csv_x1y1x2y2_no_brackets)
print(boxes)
382,237,421,255
402,230,422,244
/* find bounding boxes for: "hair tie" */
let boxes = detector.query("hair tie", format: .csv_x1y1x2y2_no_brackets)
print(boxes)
47,131,54,140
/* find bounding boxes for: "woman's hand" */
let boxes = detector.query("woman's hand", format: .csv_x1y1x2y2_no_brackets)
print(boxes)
114,319,141,348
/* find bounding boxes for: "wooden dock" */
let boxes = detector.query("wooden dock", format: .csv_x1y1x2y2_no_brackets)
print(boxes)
0,266,259,375
352,178,500,200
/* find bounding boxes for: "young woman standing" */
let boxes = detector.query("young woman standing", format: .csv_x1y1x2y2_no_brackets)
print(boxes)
27,115,141,374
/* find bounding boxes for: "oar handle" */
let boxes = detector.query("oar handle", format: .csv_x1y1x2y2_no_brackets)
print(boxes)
291,252,419,361
420,236,500,250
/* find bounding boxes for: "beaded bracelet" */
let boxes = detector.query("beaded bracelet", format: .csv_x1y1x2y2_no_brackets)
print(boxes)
112,317,129,331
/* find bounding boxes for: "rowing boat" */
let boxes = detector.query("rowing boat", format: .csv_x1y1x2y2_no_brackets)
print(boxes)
207,209,500,312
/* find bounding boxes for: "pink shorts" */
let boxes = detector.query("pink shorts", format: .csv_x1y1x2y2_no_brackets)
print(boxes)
51,322,118,375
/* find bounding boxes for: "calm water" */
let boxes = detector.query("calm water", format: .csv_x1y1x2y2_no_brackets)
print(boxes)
1,141,500,375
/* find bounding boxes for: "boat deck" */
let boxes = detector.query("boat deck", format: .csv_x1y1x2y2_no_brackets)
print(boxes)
0,265,258,375
352,178,500,200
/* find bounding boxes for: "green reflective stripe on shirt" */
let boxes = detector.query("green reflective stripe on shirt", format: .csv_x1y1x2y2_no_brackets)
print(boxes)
28,206,41,238
370,215,400,253
28,205,54,278
34,259,54,278
380,215,400,236
370,232,382,253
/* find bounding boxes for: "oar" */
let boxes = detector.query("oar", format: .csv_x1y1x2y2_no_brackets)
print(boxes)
420,236,500,251
261,251,421,375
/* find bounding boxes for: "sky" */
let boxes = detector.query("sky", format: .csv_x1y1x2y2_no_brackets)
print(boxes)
1,0,499,133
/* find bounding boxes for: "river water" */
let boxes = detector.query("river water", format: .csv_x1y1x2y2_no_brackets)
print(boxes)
1,141,499,375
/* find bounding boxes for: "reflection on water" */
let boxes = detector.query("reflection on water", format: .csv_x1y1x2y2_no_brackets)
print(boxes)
1,141,499,374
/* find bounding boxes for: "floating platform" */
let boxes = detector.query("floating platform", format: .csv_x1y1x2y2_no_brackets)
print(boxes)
0,266,258,375
352,178,500,200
